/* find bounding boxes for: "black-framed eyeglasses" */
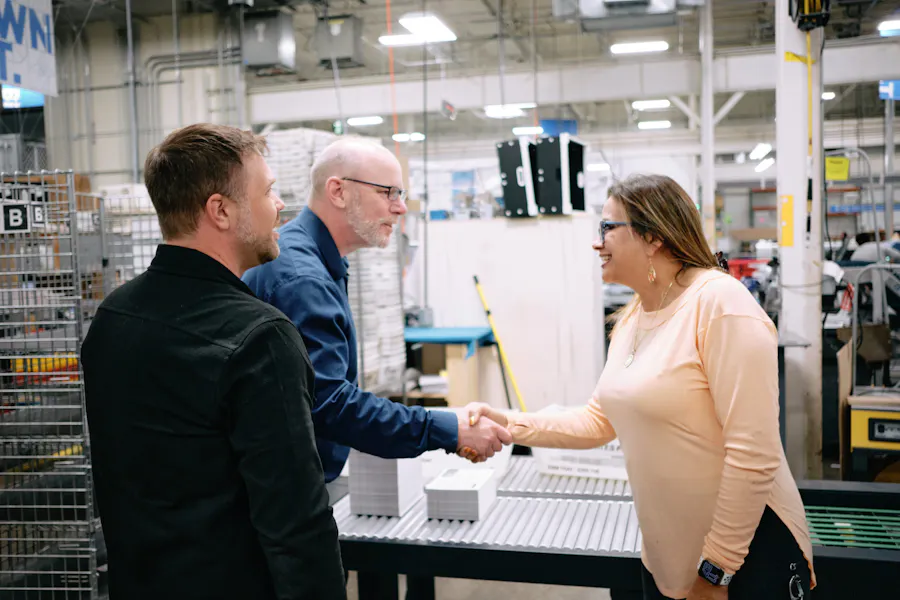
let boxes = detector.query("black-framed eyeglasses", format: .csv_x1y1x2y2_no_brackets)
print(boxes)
342,177,408,203
598,220,630,244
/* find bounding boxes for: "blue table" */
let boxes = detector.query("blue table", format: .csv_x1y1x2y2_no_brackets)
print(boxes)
404,327,495,359
404,326,511,409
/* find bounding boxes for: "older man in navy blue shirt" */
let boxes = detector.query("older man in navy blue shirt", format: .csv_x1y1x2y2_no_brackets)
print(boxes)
244,138,510,483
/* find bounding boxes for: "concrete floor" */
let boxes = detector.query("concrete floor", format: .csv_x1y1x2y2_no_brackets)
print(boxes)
345,572,612,600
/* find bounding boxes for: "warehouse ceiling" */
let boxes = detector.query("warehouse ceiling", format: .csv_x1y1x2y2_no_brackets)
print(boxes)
51,0,899,134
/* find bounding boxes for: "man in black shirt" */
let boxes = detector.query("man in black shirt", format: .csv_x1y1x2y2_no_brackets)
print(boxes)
81,123,345,600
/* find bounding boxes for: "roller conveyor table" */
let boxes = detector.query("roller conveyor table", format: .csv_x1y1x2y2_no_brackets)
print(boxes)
497,455,632,500
337,456,900,600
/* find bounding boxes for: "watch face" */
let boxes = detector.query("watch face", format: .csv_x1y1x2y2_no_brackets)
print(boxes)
700,560,723,585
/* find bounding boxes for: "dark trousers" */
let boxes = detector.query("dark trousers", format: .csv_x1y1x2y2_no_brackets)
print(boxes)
641,506,811,600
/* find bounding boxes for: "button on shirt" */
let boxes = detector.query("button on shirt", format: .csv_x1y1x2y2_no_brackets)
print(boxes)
82,244,345,600
243,207,458,482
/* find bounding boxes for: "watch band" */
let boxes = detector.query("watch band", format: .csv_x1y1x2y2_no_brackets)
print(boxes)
697,558,733,586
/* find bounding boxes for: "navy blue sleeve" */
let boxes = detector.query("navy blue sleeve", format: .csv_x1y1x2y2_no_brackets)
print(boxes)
269,275,458,457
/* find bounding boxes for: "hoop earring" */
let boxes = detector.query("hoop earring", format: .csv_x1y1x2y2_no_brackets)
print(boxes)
648,259,657,283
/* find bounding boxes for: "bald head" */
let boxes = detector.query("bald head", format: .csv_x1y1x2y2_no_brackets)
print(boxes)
309,137,400,201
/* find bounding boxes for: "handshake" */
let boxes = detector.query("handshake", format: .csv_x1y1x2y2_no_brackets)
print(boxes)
455,403,512,463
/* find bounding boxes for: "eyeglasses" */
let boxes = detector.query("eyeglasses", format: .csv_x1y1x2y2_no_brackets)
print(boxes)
342,178,408,203
598,220,630,245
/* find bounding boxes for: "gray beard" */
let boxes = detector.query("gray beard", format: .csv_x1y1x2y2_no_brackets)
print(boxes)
346,195,391,249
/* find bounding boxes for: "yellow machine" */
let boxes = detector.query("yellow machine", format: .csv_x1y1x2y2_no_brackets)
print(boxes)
848,394,900,479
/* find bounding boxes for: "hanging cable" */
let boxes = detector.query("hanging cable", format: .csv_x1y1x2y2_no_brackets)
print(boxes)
498,0,506,108
805,0,813,158
531,0,538,127
385,0,400,156
318,4,345,133
422,0,430,310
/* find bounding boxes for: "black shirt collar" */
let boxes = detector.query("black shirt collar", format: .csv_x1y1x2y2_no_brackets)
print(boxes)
149,244,255,295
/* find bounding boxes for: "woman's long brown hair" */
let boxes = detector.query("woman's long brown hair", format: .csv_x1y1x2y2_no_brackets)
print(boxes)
606,174,723,335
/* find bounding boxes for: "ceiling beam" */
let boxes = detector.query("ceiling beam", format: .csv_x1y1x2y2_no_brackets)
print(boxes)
669,96,698,123
250,38,900,124
479,0,533,63
714,92,745,125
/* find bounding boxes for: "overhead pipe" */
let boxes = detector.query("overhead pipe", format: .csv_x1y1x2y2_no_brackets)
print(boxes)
142,45,240,135
173,0,182,128
79,33,96,184
218,25,227,125
125,0,140,183
148,54,241,141
141,46,240,140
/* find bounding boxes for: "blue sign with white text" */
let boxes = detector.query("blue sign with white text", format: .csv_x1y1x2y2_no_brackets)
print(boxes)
879,80,900,100
2,84,42,109
0,0,56,97
539,119,578,136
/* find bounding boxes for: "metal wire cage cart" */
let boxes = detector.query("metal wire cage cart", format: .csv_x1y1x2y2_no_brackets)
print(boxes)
0,171,103,599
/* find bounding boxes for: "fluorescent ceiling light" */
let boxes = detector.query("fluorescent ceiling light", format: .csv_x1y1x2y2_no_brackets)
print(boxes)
610,41,669,55
392,132,425,142
637,120,671,130
512,126,543,136
755,157,775,173
484,103,536,119
749,142,772,161
346,116,384,127
587,163,611,172
381,14,456,46
399,14,457,42
878,19,900,35
821,91,836,101
632,99,670,111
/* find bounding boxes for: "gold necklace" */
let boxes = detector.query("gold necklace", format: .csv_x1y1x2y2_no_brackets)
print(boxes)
625,278,675,368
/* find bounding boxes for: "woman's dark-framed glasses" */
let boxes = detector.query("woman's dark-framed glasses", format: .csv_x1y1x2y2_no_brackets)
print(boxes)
342,177,407,203
598,220,630,244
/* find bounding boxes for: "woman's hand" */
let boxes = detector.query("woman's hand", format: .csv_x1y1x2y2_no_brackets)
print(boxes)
465,402,509,429
686,576,728,600
457,403,510,462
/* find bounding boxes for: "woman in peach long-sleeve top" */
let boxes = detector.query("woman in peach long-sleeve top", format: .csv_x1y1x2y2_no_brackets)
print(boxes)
469,174,815,600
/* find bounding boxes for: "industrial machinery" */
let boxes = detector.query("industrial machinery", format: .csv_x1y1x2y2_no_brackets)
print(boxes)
846,263,900,480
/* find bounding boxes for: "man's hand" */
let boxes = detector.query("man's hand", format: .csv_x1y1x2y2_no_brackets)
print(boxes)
456,406,512,463
686,577,728,600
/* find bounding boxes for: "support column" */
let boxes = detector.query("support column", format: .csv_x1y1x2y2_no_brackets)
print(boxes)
806,28,824,479
776,0,822,477
886,100,895,239
700,0,716,251
688,95,700,204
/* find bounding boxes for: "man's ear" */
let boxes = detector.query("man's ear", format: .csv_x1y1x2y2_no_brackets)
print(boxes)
325,176,348,209
204,193,233,231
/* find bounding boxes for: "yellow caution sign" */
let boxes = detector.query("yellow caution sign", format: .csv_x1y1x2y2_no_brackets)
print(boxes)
825,157,851,182
779,195,794,248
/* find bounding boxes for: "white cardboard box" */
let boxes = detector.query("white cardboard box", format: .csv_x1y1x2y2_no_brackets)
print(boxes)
425,468,497,521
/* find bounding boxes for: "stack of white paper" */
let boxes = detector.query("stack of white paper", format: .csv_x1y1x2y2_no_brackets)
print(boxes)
347,228,405,391
348,450,422,517
425,468,497,521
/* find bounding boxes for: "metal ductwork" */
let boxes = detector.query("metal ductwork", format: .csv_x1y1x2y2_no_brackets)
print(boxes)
553,0,706,32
